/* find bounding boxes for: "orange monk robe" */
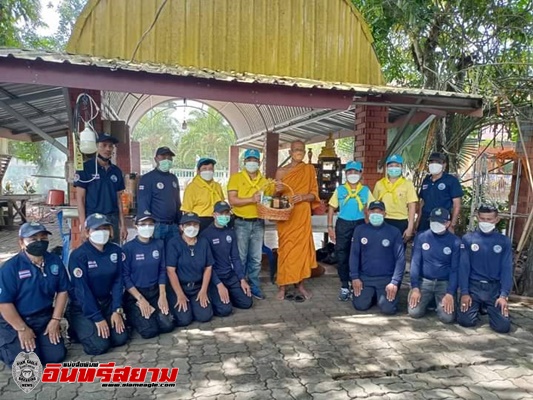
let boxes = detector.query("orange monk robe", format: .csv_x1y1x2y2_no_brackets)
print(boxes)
276,163,320,286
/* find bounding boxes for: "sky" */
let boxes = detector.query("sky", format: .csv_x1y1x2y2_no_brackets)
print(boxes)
37,0,60,36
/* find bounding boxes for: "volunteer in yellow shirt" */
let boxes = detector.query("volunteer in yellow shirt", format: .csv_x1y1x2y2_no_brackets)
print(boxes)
181,157,224,232
373,154,418,240
227,149,268,300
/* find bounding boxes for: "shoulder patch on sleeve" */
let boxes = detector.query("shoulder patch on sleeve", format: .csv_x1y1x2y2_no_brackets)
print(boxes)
73,267,83,278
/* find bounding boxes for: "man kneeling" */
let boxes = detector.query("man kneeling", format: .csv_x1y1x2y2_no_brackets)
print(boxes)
408,208,461,323
350,201,405,315
202,201,253,316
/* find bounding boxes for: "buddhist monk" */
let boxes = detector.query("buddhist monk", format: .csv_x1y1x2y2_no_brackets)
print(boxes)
275,140,320,301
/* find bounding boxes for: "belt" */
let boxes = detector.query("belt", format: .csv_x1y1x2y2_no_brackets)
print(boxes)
472,279,499,284
181,281,201,288
235,216,259,222
422,277,448,282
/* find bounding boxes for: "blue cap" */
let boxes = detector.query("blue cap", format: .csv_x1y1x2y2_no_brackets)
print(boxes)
368,201,386,211
19,222,52,238
345,161,363,171
85,213,112,230
180,212,201,225
429,152,446,162
243,149,261,160
386,154,403,165
429,207,451,223
214,201,231,213
135,210,155,224
197,157,216,169
96,132,119,144
155,146,175,157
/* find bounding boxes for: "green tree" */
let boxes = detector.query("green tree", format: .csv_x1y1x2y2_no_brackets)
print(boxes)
132,106,180,161
0,0,41,46
176,110,236,169
53,0,87,49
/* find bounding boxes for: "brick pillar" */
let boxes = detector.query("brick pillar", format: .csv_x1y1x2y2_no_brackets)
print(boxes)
265,132,279,179
130,140,141,174
229,145,240,175
353,103,389,189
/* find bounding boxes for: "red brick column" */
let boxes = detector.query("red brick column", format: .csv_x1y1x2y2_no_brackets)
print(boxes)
265,132,279,179
229,145,240,175
130,140,141,174
353,103,389,189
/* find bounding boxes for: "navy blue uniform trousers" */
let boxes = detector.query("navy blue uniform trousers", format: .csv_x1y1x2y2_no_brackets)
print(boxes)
208,272,253,317
352,276,399,315
167,282,213,327
0,308,66,368
124,284,174,339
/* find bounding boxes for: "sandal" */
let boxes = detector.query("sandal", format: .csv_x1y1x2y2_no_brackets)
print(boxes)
284,293,295,301
293,294,306,303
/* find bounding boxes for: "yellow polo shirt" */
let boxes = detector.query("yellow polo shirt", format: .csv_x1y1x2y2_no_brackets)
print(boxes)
181,175,225,217
227,170,268,218
373,176,418,220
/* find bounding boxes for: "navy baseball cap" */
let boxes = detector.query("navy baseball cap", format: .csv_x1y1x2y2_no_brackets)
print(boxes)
197,157,216,169
368,201,386,211
386,154,404,164
478,204,499,214
155,146,175,157
19,222,52,238
345,161,363,171
135,210,155,224
96,132,119,144
180,212,200,225
85,213,112,229
429,207,451,223
243,149,261,160
214,201,231,213
428,152,446,163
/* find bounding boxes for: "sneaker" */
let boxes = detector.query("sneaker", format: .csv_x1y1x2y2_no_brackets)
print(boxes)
251,287,265,300
338,287,351,301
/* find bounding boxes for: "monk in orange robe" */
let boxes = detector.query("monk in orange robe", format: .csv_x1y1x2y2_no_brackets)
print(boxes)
275,140,320,300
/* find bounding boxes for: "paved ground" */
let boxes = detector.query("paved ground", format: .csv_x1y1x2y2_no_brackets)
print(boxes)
0,274,532,400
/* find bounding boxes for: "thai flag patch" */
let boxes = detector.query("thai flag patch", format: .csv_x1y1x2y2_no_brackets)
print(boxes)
88,261,98,269
18,270,32,279
135,254,145,261
212,238,220,245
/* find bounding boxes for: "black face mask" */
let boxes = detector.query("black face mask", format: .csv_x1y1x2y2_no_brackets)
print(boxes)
25,240,49,257
98,154,111,162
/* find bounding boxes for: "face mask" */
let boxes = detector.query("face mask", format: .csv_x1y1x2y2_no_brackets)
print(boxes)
158,159,173,173
216,215,231,227
478,221,495,233
98,154,111,162
428,163,443,175
347,174,361,184
430,221,447,234
369,213,384,226
24,240,49,257
137,225,155,239
90,230,110,245
244,162,259,173
200,171,214,181
387,167,402,178
183,226,199,238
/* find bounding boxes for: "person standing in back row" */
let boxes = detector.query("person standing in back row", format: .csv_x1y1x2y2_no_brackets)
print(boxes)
137,146,181,242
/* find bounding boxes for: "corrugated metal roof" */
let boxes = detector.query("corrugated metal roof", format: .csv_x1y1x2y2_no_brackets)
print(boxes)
68,0,384,86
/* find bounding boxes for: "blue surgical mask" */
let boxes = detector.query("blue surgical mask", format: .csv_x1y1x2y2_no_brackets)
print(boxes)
369,213,384,226
215,215,231,227
387,167,402,178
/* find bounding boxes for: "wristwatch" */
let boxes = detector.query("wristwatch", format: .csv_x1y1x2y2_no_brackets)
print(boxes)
115,308,124,315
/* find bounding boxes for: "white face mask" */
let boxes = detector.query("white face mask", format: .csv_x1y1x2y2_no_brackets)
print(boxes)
200,171,214,181
430,221,447,234
183,226,199,238
90,229,110,245
244,161,259,173
478,221,495,233
428,163,444,175
346,174,361,184
137,225,155,239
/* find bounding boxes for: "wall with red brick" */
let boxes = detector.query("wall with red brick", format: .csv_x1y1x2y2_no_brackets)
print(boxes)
353,103,389,189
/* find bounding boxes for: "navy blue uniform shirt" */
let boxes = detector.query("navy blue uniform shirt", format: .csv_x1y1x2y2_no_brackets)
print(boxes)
122,237,166,290
410,230,461,294
419,173,463,217
349,223,405,284
166,235,214,283
68,241,124,322
201,223,245,284
73,158,125,215
137,169,181,223
460,229,513,297
0,252,70,317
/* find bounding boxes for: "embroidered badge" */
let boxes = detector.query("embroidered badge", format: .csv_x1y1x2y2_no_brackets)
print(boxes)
122,252,126,262
73,267,83,278
471,243,480,252
50,264,59,276
422,184,428,190
73,174,80,182
138,185,145,190
493,245,502,254
435,209,442,216
88,260,98,269
156,182,164,189
422,243,430,250
135,254,145,261
152,250,160,259
212,238,220,245
18,270,32,279
382,239,390,247
110,175,118,183
438,183,446,190
226,235,232,243
443,247,452,255
110,253,118,263
172,181,178,188
361,237,368,245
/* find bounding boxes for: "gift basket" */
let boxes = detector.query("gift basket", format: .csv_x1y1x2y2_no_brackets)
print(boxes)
257,181,294,221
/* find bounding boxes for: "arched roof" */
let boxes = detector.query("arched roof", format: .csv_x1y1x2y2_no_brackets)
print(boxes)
67,0,384,85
